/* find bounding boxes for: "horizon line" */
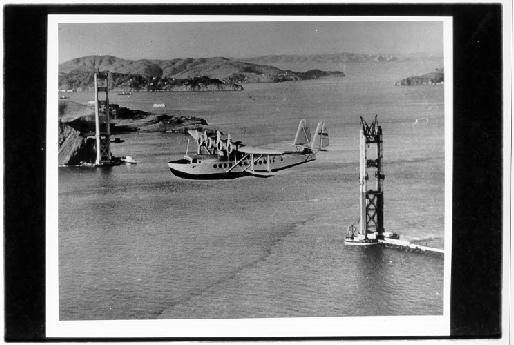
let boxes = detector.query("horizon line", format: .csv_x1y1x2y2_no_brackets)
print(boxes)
59,51,444,64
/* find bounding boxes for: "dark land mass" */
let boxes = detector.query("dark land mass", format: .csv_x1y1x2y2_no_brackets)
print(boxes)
58,55,345,90
59,100,207,132
395,68,444,86
58,100,208,166
59,72,244,92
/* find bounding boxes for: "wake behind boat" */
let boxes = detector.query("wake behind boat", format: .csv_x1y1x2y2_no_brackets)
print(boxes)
168,120,329,179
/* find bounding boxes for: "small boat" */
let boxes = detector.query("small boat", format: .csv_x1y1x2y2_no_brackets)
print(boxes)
118,90,132,96
153,103,166,108
121,155,137,164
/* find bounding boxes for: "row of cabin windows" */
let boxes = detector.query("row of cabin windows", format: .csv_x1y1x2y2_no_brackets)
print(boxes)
213,162,232,169
212,157,283,169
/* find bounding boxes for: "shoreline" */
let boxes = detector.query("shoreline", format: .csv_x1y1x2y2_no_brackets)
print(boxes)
58,101,209,166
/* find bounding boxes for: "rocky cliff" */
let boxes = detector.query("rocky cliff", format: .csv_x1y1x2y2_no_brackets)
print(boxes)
58,122,96,166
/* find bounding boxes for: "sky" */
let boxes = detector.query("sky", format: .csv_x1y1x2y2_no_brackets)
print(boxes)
59,21,443,62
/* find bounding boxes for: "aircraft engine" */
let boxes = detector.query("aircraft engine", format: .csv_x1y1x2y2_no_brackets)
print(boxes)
207,137,215,149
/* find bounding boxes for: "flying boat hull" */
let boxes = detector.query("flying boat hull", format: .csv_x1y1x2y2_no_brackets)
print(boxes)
168,151,315,179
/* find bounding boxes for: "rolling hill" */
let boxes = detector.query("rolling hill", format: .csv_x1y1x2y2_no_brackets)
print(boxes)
58,55,345,89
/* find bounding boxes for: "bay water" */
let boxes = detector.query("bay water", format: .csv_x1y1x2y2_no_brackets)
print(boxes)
59,62,445,320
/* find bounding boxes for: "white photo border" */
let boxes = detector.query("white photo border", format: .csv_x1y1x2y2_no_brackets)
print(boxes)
46,14,453,338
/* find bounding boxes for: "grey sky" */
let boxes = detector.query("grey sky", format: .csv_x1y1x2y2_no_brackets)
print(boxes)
59,21,443,62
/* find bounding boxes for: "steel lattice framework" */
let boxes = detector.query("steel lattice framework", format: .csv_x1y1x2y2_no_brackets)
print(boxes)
359,115,385,240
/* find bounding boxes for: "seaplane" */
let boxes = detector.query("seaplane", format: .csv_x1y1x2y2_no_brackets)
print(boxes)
168,119,329,179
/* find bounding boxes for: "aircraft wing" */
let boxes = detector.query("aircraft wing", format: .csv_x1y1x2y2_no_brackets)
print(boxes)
238,146,284,155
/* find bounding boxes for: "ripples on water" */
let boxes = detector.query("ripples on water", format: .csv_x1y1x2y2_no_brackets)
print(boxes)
59,73,445,320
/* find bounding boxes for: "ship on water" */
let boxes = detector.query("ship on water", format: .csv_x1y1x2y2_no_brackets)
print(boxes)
168,120,329,179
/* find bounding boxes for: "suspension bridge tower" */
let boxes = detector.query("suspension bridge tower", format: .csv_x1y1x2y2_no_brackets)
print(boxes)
359,115,385,241
94,72,111,165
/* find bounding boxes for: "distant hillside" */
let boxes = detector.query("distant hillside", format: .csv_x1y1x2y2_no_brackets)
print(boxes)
241,52,403,65
58,55,345,89
239,53,444,75
60,55,164,77
395,68,444,86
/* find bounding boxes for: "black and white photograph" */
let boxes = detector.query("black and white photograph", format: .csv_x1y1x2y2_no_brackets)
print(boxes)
1,2,507,341
45,15,454,337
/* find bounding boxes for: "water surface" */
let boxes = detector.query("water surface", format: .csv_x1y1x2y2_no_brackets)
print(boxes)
59,69,445,320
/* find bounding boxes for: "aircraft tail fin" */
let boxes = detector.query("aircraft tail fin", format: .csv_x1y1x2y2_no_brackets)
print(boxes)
311,121,329,151
293,119,312,146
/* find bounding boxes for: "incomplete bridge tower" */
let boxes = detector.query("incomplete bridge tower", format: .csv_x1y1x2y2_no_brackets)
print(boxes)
94,72,111,165
359,115,385,240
